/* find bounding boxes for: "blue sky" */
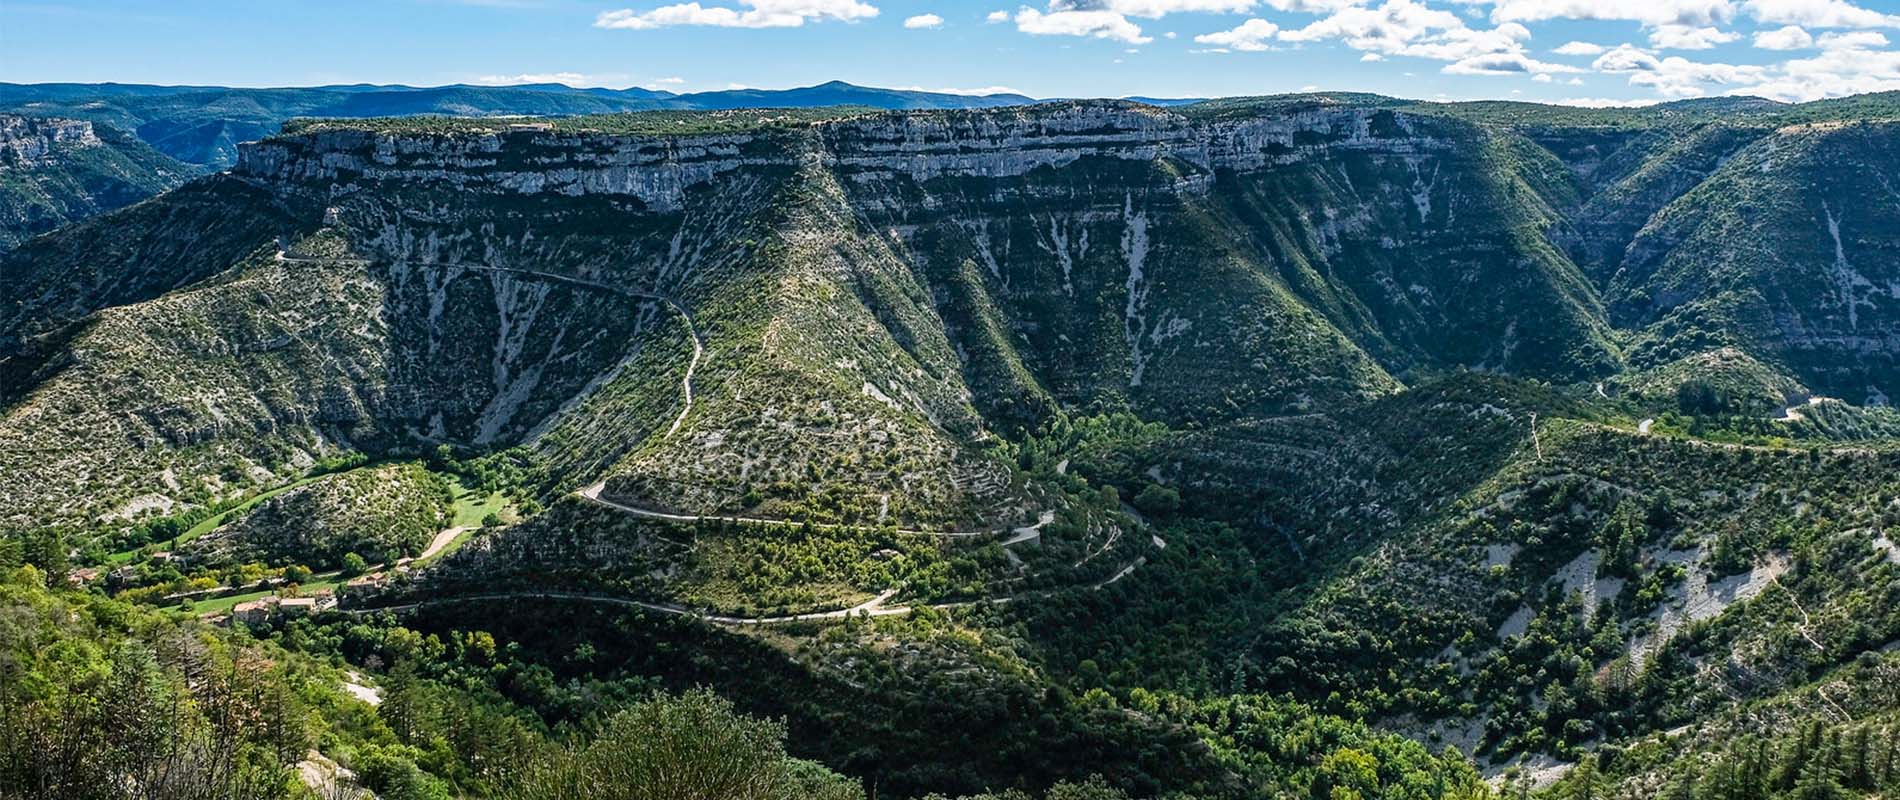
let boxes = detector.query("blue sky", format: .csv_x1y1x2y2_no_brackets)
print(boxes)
4,0,1900,104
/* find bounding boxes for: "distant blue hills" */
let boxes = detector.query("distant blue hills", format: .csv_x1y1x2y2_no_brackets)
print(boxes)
0,80,1067,166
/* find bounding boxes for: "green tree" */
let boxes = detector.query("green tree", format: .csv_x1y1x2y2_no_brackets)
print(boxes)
501,688,862,800
1132,484,1182,517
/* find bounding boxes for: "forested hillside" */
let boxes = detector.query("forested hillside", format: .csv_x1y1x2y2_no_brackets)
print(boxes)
5,93,1900,799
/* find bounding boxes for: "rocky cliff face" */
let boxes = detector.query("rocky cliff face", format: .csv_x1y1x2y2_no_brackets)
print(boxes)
0,114,193,252
234,102,1450,209
1,101,1623,532
0,115,102,162
7,99,1897,535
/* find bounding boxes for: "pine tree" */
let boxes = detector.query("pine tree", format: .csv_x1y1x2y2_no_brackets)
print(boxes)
1568,753,1602,800
1846,726,1872,791
1792,739,1845,800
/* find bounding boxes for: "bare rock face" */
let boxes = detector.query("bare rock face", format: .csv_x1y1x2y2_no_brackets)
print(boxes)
0,114,192,252
0,115,102,164
233,102,1454,212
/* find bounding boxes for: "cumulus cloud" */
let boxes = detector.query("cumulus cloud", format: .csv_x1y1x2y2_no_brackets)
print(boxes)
1443,51,1582,73
473,71,635,87
1742,0,1900,28
1276,0,1464,51
903,12,943,27
1486,0,1736,27
1014,6,1153,43
1264,0,1364,11
1592,43,1768,97
1737,41,1900,100
1005,0,1268,43
1273,0,1578,75
895,84,1025,94
595,0,877,29
1752,24,1815,47
1105,0,1258,15
1194,17,1280,50
1592,43,1662,70
1554,96,1665,107
987,9,1010,21
1553,40,1607,55
1817,29,1889,48
1649,24,1742,48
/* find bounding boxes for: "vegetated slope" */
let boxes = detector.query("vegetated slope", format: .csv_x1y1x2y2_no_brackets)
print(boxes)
1610,121,1900,406
188,462,451,569
0,174,298,353
1011,373,1900,789
7,95,1900,799
0,99,1649,537
0,114,196,252
0,227,662,533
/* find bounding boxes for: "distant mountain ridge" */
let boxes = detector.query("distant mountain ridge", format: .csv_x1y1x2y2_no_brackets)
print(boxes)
0,80,1039,167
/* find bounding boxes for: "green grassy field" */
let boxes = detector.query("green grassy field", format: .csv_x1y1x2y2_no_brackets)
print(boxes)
449,479,506,528
181,575,344,615
412,478,507,568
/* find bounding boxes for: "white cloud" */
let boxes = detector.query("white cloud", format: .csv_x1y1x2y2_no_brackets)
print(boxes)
987,9,1010,21
1817,29,1889,48
904,12,943,27
1742,0,1900,28
1361,51,1385,60
1593,44,1767,97
1486,0,1736,27
1443,50,1583,74
1275,0,1580,75
1592,43,1662,71
1194,17,1280,50
1648,24,1741,48
472,71,635,87
895,84,1025,95
1264,0,1363,11
1277,0,1464,51
1553,40,1607,55
1104,0,1258,16
1736,42,1900,100
1015,6,1153,43
1752,24,1815,47
1635,58,1765,96
1553,96,1665,106
595,0,878,29
1005,0,1263,46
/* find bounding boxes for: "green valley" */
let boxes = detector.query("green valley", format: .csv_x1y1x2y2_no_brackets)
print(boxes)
5,88,1900,800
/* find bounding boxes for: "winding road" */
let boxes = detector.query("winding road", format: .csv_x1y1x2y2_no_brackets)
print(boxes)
344,588,924,626
273,247,1157,626
342,550,1156,627
577,481,1057,540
